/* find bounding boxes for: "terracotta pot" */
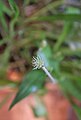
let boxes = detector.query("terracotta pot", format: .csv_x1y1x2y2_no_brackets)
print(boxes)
68,108,78,120
0,83,70,120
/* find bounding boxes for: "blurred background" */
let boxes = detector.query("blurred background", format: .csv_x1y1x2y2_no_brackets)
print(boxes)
0,0,81,120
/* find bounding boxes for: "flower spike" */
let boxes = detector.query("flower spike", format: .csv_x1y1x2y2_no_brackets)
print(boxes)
32,56,44,70
32,56,57,84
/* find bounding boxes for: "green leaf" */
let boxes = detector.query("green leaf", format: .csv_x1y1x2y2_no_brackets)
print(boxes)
32,96,47,117
38,14,81,22
37,44,52,70
54,22,73,51
8,0,19,13
8,0,19,35
0,1,12,16
72,102,81,120
66,7,80,14
0,1,12,32
0,11,8,32
59,78,81,120
60,78,81,101
64,73,81,91
25,14,81,23
9,70,46,110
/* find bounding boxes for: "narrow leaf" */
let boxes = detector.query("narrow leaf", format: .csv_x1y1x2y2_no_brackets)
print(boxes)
9,70,46,110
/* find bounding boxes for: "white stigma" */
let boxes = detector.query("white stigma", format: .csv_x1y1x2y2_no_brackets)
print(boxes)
32,56,44,70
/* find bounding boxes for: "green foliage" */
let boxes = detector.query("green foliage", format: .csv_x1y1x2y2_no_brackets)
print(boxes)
9,70,46,109
8,0,19,13
0,1,12,32
29,14,81,22
32,95,47,117
0,0,81,119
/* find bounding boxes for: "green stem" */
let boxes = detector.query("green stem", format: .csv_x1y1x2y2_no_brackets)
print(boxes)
54,22,73,51
60,48,81,56
24,0,63,23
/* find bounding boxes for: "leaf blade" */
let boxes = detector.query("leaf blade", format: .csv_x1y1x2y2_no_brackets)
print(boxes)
9,70,46,110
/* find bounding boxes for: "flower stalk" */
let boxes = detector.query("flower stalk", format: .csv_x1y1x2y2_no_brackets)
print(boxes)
32,56,57,84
